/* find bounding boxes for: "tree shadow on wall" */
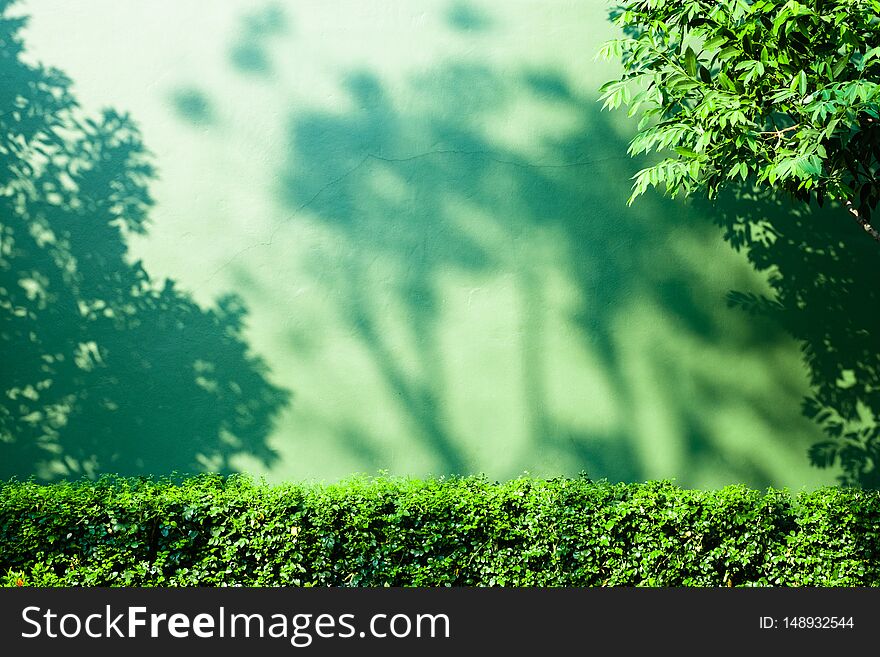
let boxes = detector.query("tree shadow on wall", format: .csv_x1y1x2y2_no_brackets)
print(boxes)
714,188,880,487
0,2,289,481
228,3,289,77
155,1,845,487
273,62,820,486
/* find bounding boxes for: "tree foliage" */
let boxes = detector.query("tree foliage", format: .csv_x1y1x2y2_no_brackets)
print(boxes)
599,0,880,239
599,0,880,486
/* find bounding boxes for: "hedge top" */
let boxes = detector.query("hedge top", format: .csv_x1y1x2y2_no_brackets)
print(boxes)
2,475,878,587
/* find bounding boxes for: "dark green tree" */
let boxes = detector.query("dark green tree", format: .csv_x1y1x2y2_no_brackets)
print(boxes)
0,0,289,479
600,0,880,238
600,0,880,485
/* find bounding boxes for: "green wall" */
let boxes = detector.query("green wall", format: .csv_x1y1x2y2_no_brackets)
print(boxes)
12,0,840,488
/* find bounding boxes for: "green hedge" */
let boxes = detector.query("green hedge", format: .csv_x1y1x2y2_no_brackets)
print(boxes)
1,475,878,586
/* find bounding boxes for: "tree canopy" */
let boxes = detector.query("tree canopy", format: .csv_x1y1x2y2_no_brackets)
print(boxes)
600,0,880,240
600,0,880,486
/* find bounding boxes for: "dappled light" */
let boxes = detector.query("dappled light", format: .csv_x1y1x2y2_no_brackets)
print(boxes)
7,0,852,489
0,0,289,480
715,188,880,486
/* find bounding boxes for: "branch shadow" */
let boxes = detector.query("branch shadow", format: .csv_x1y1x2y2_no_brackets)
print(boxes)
272,60,820,485
149,1,844,488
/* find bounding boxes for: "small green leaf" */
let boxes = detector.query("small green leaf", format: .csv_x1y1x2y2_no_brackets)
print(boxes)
703,33,728,50
717,70,737,92
718,45,740,61
685,46,698,77
797,70,808,96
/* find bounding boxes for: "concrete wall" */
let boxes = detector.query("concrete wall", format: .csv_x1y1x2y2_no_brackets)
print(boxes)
14,0,838,488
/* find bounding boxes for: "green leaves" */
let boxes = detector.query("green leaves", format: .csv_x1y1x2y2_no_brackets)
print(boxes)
600,0,880,216
2,476,879,587
598,80,632,111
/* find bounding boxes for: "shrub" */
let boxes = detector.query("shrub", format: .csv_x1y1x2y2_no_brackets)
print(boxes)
1,474,878,586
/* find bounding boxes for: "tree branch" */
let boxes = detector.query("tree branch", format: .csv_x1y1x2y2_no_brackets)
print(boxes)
757,124,801,138
845,199,880,243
